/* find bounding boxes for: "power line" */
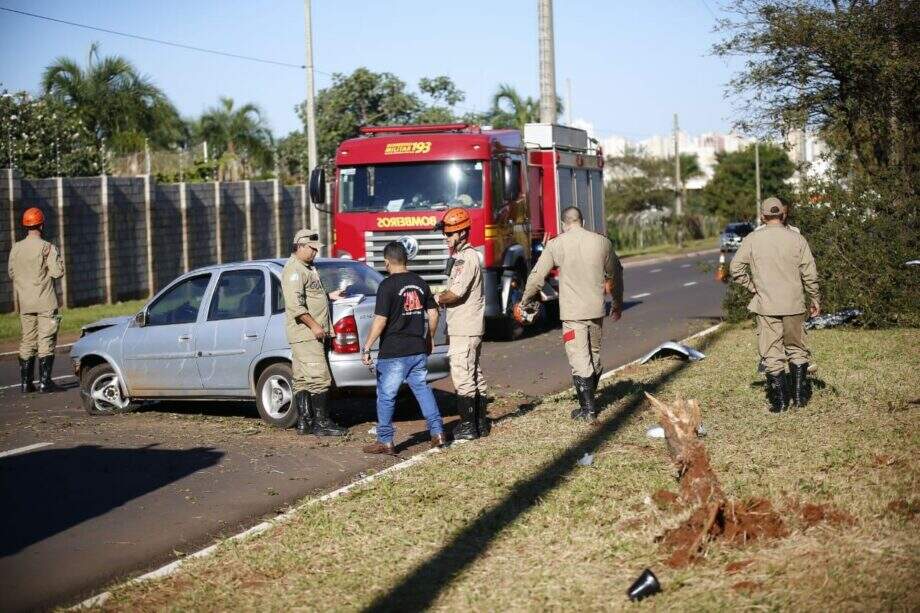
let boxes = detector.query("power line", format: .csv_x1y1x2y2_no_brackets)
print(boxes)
698,0,718,20
0,6,308,70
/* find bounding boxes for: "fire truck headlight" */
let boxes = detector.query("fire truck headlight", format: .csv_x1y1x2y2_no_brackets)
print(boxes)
337,249,353,260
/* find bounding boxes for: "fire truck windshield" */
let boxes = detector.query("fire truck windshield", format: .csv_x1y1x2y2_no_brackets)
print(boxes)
338,161,483,212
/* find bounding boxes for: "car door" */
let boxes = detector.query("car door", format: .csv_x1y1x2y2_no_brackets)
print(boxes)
122,273,213,392
195,268,270,391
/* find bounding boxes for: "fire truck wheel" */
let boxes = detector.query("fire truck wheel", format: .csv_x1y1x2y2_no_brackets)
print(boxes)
255,362,299,428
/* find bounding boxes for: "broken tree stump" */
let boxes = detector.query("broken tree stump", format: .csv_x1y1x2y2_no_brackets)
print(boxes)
645,392,786,567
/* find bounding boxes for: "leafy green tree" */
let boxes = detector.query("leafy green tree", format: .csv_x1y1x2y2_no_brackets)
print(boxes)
484,84,564,129
41,43,182,156
715,0,919,196
701,144,794,220
297,68,468,162
0,90,98,177
605,150,702,214
196,97,273,181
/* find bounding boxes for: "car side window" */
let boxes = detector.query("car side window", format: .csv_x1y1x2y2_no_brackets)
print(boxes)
147,275,211,326
208,269,266,321
271,274,286,313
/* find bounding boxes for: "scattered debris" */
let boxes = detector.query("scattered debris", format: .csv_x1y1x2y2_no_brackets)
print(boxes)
367,426,377,436
577,452,595,466
639,342,706,364
906,260,920,267
626,568,661,601
646,426,666,439
805,308,862,330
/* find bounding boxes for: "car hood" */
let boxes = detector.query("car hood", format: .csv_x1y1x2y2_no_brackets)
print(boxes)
82,315,132,335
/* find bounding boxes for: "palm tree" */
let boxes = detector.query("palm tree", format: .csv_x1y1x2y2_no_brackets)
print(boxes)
488,84,564,129
197,97,273,181
42,43,181,159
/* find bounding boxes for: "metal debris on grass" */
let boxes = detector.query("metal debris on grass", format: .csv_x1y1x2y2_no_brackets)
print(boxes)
805,308,863,330
578,452,595,466
639,342,706,364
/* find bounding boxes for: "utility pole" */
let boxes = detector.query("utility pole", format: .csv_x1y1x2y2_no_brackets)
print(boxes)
754,140,761,225
303,0,322,246
673,113,683,248
538,0,557,124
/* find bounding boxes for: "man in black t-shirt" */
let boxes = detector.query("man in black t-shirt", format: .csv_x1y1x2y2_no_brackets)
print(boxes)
361,242,445,454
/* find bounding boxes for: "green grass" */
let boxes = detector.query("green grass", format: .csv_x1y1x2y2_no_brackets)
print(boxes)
0,299,146,345
618,236,718,259
89,326,920,611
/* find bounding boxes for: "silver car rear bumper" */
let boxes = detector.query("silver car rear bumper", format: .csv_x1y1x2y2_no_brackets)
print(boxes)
328,345,450,388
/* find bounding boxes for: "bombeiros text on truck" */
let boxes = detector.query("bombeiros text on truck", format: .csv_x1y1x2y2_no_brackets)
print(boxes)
308,122,606,337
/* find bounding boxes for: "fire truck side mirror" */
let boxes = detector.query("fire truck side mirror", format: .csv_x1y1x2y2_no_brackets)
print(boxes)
309,167,326,205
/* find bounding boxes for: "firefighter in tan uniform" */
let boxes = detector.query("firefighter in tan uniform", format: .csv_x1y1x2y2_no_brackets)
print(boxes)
8,207,64,393
433,208,489,440
281,229,347,436
730,197,820,412
521,207,623,421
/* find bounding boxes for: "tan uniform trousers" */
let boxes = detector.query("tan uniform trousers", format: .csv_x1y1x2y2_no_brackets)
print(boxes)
563,318,603,378
756,314,809,375
291,338,332,394
20,310,60,359
448,335,487,397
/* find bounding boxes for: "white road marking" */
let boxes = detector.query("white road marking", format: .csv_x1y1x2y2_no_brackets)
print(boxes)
75,323,727,610
630,293,651,299
0,442,53,458
680,264,692,268
649,268,662,273
683,281,698,287
0,375,74,391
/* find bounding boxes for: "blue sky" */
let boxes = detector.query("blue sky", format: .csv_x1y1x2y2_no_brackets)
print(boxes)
0,0,741,141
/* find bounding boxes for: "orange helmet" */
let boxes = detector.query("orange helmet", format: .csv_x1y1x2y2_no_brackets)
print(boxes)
438,207,471,234
22,207,45,228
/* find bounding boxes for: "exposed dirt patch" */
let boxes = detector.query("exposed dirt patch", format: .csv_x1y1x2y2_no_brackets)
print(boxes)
887,499,920,519
873,453,898,467
732,580,761,593
652,489,682,511
725,559,754,574
801,503,857,527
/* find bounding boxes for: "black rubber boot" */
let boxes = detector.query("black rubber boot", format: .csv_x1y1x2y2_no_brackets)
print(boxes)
19,357,36,393
453,395,478,440
765,372,789,413
475,392,491,438
310,391,348,436
571,376,597,421
294,390,312,435
37,355,61,393
791,362,810,407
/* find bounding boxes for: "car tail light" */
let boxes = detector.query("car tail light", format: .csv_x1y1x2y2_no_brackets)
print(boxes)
332,314,360,353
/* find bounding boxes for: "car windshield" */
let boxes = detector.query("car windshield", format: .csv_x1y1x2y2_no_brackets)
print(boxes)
339,161,484,212
725,223,753,236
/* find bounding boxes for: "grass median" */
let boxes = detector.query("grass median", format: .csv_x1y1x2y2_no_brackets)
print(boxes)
617,236,718,260
0,300,145,346
92,325,919,611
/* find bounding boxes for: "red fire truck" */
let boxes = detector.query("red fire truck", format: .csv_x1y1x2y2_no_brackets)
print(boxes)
309,122,606,336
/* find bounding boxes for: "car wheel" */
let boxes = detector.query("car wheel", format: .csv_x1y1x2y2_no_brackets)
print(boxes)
255,362,298,428
81,363,138,416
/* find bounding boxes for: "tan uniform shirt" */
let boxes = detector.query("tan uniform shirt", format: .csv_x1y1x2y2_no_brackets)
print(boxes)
730,225,819,316
8,235,64,313
281,256,330,343
522,225,622,321
444,244,484,336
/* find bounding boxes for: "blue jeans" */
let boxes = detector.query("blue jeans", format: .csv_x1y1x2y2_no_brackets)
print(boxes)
375,353,443,444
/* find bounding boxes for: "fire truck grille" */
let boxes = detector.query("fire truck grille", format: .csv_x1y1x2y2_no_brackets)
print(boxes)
364,230,449,283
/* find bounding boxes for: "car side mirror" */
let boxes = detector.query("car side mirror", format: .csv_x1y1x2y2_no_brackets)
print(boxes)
309,167,326,205
134,310,148,327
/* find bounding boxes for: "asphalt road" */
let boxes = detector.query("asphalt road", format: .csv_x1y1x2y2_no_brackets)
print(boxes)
0,250,726,612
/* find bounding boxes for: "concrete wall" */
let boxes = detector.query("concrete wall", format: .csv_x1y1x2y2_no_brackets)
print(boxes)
1,170,312,311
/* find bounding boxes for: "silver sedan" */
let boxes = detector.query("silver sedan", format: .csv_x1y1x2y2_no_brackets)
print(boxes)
70,259,449,427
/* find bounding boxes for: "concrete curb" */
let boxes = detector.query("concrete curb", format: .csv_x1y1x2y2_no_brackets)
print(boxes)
621,248,720,269
73,322,725,610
